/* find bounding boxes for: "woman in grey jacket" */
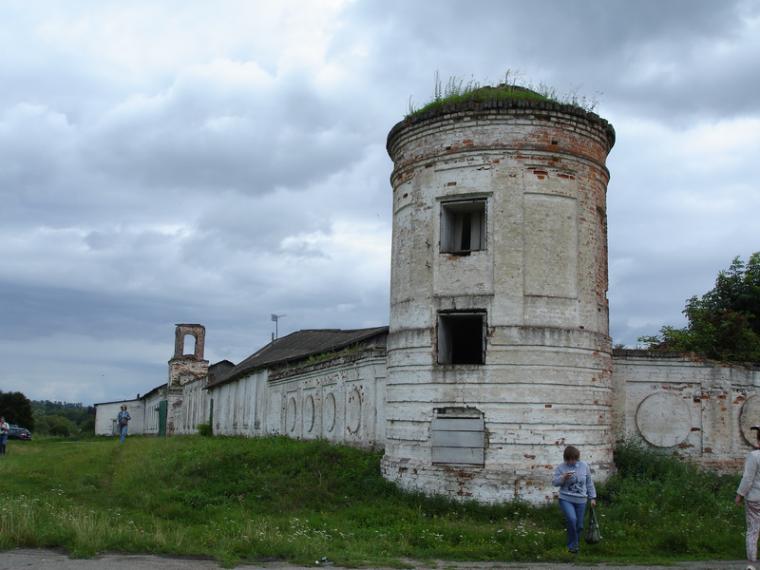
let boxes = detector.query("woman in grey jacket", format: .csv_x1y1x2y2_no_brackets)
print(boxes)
553,445,597,554
736,426,760,570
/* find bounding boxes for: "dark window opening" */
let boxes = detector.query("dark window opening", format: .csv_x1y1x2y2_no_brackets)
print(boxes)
441,199,486,254
460,213,471,250
438,312,486,364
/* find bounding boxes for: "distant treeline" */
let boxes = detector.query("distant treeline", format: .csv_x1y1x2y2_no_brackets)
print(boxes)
0,393,96,437
32,400,96,437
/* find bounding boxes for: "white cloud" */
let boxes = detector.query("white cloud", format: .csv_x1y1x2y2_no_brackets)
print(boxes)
607,111,760,344
0,333,167,403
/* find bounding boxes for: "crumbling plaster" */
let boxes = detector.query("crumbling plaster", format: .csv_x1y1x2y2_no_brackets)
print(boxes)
382,103,615,503
167,324,209,435
613,351,760,472
209,348,387,448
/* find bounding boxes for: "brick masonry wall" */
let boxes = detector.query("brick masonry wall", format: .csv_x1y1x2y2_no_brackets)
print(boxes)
383,102,615,504
613,351,760,472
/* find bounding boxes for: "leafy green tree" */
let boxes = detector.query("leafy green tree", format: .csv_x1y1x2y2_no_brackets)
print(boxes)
79,416,95,435
36,415,79,437
639,252,760,362
0,391,34,429
32,400,95,436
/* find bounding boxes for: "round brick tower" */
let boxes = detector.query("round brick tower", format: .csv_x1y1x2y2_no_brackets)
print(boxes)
381,87,616,504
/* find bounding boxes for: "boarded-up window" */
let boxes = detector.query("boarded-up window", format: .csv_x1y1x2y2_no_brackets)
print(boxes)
441,199,486,254
437,311,486,364
431,407,485,466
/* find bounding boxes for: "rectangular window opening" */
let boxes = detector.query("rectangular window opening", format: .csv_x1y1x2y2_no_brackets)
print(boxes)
437,311,486,365
440,199,486,254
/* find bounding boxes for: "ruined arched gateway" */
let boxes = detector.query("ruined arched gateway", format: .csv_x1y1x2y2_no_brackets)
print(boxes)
95,87,760,505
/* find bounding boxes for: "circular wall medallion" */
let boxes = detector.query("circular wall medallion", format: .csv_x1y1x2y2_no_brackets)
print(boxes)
287,397,297,433
324,393,336,433
346,387,362,434
740,395,760,445
635,392,691,448
304,395,315,433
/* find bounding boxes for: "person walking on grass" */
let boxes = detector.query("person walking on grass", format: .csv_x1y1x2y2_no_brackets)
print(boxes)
736,425,760,570
552,445,597,554
0,416,9,455
117,405,131,444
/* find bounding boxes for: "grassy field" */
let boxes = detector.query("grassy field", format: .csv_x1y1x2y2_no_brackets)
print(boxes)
0,435,746,567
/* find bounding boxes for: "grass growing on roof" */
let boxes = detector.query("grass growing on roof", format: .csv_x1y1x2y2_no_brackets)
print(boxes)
302,343,363,367
0,436,745,566
407,71,599,118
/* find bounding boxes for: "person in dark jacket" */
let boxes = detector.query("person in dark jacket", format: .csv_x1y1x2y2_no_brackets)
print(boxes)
552,445,597,554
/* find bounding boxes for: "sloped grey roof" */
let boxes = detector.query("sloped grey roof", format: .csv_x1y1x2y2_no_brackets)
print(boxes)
208,360,235,384
94,397,142,407
207,326,388,389
140,383,167,400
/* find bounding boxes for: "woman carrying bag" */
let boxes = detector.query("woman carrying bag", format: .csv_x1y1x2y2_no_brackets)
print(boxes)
552,445,597,554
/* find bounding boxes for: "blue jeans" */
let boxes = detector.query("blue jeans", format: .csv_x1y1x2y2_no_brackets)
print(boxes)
559,499,586,551
119,425,128,443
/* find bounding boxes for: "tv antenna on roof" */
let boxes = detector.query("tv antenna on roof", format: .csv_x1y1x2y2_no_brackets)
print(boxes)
271,314,286,341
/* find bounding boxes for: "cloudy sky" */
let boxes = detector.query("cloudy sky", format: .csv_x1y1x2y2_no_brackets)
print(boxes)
1,0,758,405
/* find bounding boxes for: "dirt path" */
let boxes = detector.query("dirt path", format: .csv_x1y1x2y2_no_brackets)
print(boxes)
0,549,748,569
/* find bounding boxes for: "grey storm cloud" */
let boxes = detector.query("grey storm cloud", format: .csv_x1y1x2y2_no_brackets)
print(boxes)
346,0,760,121
86,66,369,194
0,0,757,403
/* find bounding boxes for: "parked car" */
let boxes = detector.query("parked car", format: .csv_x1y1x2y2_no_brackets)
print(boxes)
7,425,32,440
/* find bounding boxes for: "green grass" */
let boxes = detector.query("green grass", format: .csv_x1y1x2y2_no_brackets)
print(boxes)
0,436,745,567
409,84,552,118
406,72,599,118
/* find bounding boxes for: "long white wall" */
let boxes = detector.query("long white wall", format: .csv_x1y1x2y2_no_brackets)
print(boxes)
612,352,760,471
143,391,164,435
209,353,387,448
95,347,760,498
210,369,263,435
173,379,210,434
94,400,144,436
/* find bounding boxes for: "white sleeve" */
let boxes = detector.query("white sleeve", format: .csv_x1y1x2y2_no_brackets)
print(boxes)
738,453,760,497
